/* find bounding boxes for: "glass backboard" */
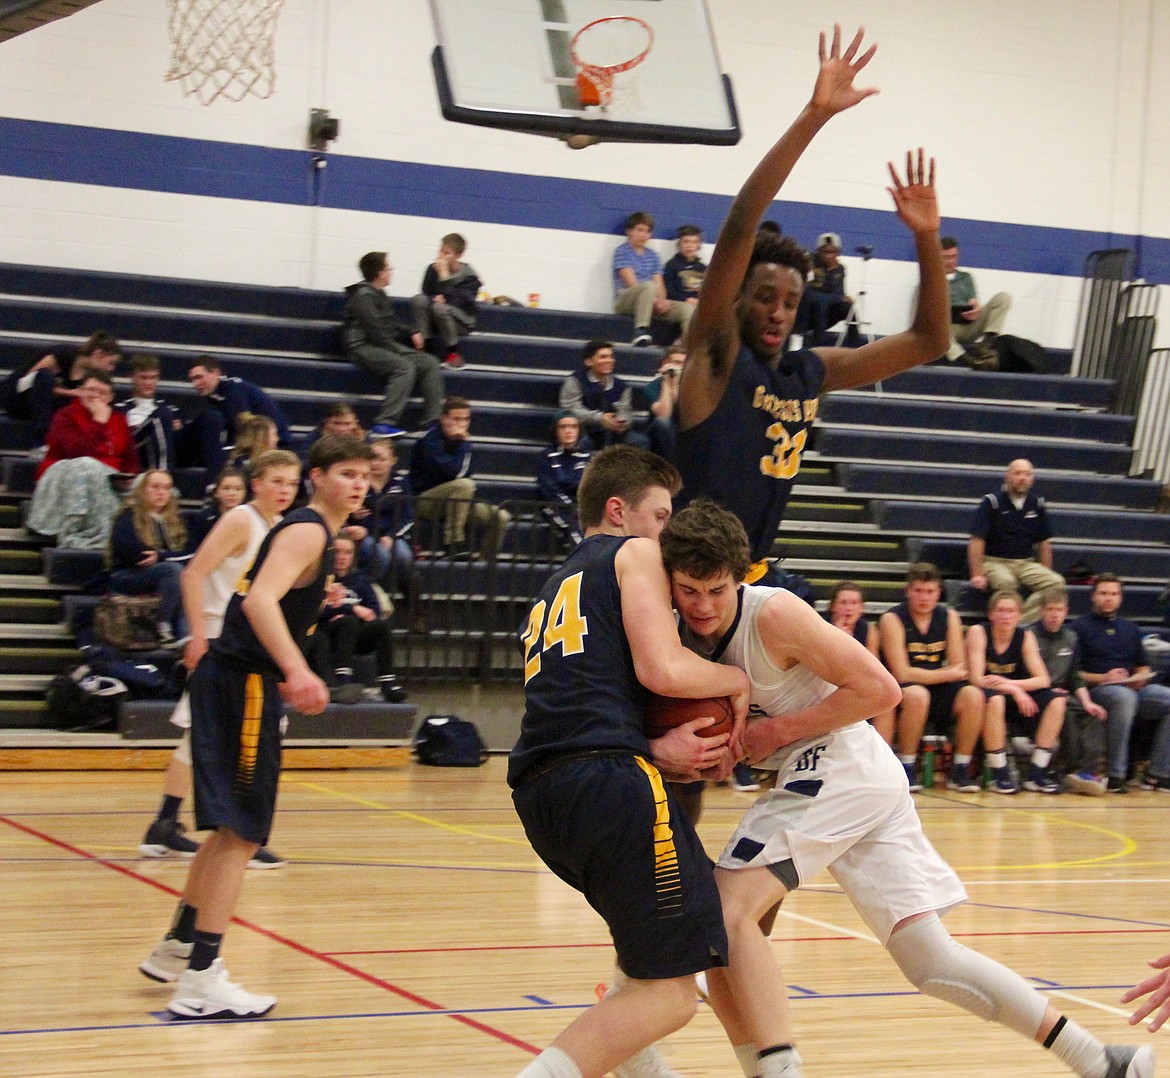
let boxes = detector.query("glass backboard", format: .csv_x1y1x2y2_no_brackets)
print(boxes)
430,0,740,145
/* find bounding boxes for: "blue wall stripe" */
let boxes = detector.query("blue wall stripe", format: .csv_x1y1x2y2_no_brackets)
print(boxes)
2,115,1168,283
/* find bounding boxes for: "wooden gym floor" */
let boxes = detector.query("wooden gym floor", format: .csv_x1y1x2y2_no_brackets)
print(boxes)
1,759,1166,1076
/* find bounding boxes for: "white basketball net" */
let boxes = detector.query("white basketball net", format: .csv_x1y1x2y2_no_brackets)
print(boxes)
572,17,652,116
166,0,286,106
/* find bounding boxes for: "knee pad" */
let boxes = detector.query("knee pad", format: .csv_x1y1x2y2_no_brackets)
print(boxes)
887,915,1046,1037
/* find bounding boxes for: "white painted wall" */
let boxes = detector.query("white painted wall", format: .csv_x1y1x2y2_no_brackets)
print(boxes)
1,0,1168,347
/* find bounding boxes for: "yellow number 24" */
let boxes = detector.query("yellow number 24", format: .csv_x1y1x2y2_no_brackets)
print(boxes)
521,571,589,684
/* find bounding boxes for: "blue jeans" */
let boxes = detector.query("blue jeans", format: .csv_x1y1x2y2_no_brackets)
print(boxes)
1090,682,1170,779
109,561,188,638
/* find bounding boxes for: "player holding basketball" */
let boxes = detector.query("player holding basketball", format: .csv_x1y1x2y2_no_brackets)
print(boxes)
657,499,1154,1078
676,25,950,582
144,434,374,1020
509,445,749,1078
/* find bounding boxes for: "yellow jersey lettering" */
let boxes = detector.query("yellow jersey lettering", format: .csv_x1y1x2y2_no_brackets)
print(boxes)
522,572,591,685
760,424,808,480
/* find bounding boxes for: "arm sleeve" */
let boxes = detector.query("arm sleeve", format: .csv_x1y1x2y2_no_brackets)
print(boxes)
662,255,683,301
110,510,148,570
969,495,993,539
558,375,600,428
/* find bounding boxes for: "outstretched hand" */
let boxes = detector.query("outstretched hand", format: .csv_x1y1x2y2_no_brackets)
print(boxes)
1121,952,1170,1032
887,149,940,236
810,25,878,118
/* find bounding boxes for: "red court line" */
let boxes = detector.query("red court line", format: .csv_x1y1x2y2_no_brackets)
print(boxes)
0,815,539,1055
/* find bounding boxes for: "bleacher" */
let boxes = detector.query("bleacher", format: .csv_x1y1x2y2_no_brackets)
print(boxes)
1,260,1168,736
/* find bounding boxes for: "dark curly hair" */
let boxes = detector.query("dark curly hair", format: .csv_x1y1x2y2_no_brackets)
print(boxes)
745,232,811,288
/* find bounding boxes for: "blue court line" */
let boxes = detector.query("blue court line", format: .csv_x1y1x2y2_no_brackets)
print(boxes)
963,900,1170,931
3,115,1169,283
523,995,555,1006
1,981,1141,1039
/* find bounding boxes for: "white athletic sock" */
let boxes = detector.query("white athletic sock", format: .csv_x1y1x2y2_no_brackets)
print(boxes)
1032,747,1053,769
516,1046,584,1078
954,753,972,766
758,1046,803,1077
987,749,1008,769
898,753,917,765
1048,1017,1107,1078
733,1043,759,1076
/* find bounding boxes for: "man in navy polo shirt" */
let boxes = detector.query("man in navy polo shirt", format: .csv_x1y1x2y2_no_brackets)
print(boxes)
968,458,1064,621
1072,574,1170,792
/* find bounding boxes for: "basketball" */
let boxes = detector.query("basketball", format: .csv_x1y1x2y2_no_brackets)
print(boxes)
645,694,734,740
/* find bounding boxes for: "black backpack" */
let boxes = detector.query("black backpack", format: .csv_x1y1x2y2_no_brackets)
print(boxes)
44,666,126,732
414,714,488,767
993,335,1048,374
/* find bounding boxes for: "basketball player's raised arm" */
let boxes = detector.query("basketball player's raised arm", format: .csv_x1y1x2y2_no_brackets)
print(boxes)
818,150,950,392
241,522,329,714
679,25,877,429
617,537,749,709
745,592,901,759
180,507,249,670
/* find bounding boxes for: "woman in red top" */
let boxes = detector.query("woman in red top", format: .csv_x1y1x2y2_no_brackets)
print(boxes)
36,371,138,480
27,371,139,548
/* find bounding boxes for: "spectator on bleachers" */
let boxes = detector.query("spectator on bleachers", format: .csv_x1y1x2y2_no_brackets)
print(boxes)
342,251,444,438
942,235,1012,367
879,562,986,793
968,458,1064,622
1073,573,1170,792
410,395,511,559
175,356,290,472
108,469,191,647
1031,586,1110,796
224,412,279,477
308,535,407,705
827,580,895,744
1,331,121,442
638,343,684,462
558,339,649,453
26,371,137,549
115,353,180,472
536,412,592,552
342,438,415,608
797,233,862,348
966,589,1064,794
612,212,693,347
827,580,878,653
185,466,248,553
662,224,706,306
410,232,482,371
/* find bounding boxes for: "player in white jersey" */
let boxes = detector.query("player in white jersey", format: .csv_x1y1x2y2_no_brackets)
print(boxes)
137,451,302,983
656,500,1155,1078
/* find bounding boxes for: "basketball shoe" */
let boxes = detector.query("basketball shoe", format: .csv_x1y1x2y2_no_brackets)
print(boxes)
167,959,276,1020
138,937,193,983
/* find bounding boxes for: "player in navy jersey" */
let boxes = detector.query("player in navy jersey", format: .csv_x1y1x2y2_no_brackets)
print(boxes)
511,445,749,1078
146,434,374,1022
677,25,951,580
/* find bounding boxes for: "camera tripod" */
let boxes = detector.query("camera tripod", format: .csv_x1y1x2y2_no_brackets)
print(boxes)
835,244,883,393
834,244,876,349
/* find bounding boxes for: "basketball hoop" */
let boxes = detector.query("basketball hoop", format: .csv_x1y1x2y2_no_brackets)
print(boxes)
166,0,286,106
570,16,654,113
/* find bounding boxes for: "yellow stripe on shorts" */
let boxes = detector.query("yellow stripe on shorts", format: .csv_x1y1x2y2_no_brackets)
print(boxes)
634,756,683,916
743,558,771,585
235,673,264,795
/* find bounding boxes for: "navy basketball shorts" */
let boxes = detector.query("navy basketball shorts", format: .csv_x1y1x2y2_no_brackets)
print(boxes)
189,656,284,846
985,686,1059,741
512,753,728,981
923,680,965,733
